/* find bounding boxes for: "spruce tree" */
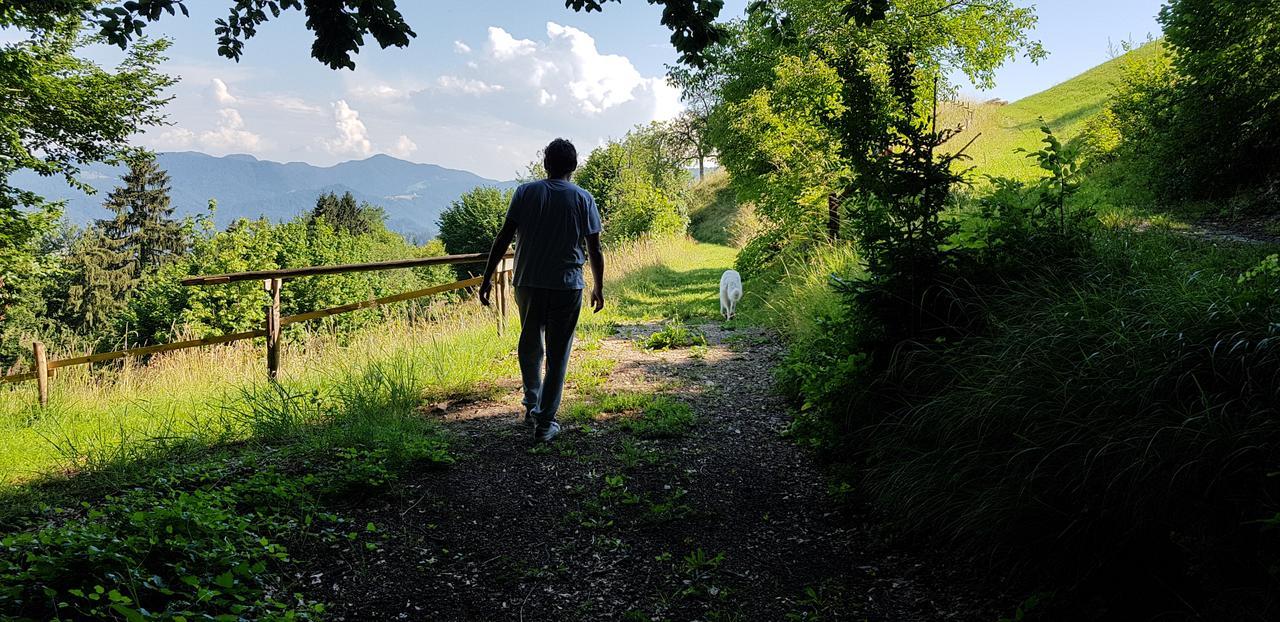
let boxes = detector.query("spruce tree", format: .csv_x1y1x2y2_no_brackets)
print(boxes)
96,154,186,275
61,227,133,332
62,154,185,334
311,191,381,236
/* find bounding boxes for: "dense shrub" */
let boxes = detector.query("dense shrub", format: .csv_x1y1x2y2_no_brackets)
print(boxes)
576,124,692,243
1157,0,1280,200
602,175,687,244
861,231,1280,616
437,186,512,258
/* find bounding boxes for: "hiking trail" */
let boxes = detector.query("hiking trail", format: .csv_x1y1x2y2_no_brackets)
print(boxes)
295,319,1003,621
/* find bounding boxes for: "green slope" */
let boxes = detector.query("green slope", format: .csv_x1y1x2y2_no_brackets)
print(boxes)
946,42,1164,181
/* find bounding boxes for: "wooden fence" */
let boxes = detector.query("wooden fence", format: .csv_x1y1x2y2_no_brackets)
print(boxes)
2,251,515,406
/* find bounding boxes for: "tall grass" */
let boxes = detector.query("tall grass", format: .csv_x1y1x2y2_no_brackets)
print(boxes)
0,237,702,485
762,226,1280,616
0,311,516,483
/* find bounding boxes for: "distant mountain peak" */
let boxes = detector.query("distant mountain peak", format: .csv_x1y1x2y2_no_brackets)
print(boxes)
11,150,518,240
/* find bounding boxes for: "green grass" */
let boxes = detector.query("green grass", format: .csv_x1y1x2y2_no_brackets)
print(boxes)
0,238,734,486
582,237,738,326
687,171,761,247
944,42,1165,181
621,397,696,439
0,314,517,484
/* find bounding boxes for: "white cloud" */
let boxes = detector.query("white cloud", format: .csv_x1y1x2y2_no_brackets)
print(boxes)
470,22,686,119
389,135,418,158
487,27,536,59
453,40,472,54
324,100,373,157
435,75,505,95
545,22,645,114
211,78,237,105
150,127,195,150
199,108,262,152
349,83,411,102
270,95,323,115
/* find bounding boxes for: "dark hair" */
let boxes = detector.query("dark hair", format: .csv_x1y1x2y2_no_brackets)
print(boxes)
543,138,578,179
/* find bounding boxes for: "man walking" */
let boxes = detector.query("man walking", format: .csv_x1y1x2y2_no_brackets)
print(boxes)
479,138,605,443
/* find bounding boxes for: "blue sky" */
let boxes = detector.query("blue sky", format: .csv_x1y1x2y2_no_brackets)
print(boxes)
53,0,1167,179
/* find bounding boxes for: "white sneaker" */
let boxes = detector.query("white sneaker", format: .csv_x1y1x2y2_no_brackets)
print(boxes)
534,421,560,443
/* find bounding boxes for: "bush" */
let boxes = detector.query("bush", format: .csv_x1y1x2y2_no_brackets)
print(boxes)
1157,0,1280,200
437,186,512,277
577,124,692,244
0,464,336,620
856,231,1279,616
604,175,688,244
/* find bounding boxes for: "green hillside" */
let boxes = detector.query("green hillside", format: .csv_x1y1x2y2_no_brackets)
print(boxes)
946,42,1164,180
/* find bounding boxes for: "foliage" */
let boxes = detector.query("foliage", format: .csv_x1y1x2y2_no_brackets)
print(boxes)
1157,0,1280,200
436,185,512,276
966,124,1093,270
843,50,970,345
713,53,848,246
577,124,692,244
125,208,452,345
0,16,174,323
311,191,385,236
567,0,726,67
856,231,1280,616
639,318,707,350
54,154,189,333
12,0,723,69
700,0,1043,271
622,396,697,438
0,464,335,620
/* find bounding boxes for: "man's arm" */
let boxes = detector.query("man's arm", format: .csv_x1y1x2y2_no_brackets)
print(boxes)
586,233,605,313
478,219,518,307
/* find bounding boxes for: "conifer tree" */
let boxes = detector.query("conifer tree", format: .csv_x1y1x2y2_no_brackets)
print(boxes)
96,154,186,276
62,155,185,333
311,191,382,236
61,227,132,332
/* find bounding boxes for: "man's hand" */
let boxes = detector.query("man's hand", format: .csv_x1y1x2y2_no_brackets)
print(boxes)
590,285,605,313
478,279,493,307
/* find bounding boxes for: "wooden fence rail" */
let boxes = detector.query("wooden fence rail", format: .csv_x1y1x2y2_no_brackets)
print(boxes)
3,252,514,405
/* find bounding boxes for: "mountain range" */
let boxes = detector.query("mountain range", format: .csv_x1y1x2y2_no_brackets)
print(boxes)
10,152,520,240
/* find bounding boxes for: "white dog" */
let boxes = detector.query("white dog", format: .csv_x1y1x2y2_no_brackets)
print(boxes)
719,269,743,321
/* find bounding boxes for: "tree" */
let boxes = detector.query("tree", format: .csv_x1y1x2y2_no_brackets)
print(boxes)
8,0,727,70
1156,0,1280,199
58,155,187,333
667,62,722,178
0,16,174,320
97,154,187,276
576,125,693,241
311,191,384,236
701,0,1042,256
438,186,513,276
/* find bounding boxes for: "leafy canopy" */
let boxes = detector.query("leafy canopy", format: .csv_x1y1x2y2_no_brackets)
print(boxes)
8,0,727,70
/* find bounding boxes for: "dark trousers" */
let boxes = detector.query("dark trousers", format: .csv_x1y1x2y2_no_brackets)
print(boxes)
514,286,582,426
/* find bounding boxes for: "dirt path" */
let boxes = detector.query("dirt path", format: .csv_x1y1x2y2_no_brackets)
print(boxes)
297,322,1002,621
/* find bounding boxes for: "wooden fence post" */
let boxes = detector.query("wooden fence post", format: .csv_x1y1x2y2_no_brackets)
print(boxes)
264,278,283,380
33,341,49,407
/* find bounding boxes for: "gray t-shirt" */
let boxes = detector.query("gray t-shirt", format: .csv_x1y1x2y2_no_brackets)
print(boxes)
505,179,602,290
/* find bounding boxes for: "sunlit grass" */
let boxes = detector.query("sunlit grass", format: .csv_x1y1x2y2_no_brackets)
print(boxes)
584,237,738,325
0,238,728,485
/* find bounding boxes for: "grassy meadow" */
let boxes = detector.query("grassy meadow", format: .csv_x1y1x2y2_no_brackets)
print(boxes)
0,237,730,486
943,42,1164,181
